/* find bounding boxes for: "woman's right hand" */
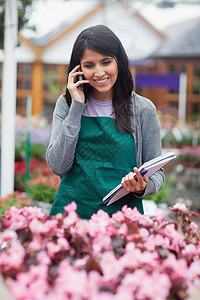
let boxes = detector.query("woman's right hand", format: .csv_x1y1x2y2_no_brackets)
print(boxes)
67,65,89,103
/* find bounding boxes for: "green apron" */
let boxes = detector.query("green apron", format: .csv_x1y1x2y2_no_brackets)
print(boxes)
50,116,143,219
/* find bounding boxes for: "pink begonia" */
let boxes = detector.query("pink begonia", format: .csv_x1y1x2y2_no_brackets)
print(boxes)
100,251,124,281
122,205,153,226
117,222,128,236
163,223,186,251
55,260,88,298
64,201,77,213
63,210,78,228
121,243,159,269
9,265,49,300
162,253,188,279
29,218,58,234
136,271,171,300
0,240,25,271
115,286,135,300
112,210,125,223
153,208,167,223
190,221,198,233
170,230,186,252
139,227,149,238
46,238,69,257
5,206,45,230
28,236,43,252
188,260,200,280
144,234,170,250
171,203,188,213
2,229,17,241
1,202,200,300
92,235,112,254
37,250,51,265
121,268,147,292
75,219,90,236
87,213,112,238
20,205,45,220
119,245,142,269
182,244,197,256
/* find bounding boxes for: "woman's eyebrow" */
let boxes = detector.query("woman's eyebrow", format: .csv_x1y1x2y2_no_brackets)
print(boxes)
82,57,114,64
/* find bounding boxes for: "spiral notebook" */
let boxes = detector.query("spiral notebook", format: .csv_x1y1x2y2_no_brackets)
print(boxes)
103,152,176,206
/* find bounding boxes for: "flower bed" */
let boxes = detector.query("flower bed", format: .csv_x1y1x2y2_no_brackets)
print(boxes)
0,203,200,300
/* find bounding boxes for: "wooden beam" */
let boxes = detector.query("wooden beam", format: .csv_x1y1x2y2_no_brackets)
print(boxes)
32,62,43,115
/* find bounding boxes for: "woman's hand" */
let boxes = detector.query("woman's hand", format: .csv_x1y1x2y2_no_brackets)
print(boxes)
67,65,89,103
121,167,149,194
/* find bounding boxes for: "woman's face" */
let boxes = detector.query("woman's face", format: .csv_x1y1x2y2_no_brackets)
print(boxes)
80,49,118,102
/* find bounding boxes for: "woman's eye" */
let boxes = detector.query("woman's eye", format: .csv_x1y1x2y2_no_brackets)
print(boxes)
84,64,93,68
103,60,111,65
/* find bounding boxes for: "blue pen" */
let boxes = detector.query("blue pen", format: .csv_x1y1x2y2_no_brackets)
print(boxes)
141,170,148,176
134,169,148,181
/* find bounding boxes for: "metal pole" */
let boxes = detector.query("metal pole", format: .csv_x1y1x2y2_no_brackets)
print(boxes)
25,96,32,190
1,0,18,196
178,72,187,125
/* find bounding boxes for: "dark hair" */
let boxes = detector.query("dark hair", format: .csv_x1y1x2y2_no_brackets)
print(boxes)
65,24,134,132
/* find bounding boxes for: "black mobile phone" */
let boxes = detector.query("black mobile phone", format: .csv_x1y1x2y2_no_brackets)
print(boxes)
78,68,85,82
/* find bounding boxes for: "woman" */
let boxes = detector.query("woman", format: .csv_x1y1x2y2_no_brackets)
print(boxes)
46,25,164,219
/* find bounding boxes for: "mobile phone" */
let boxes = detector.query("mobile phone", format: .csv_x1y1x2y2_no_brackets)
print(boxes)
77,68,85,82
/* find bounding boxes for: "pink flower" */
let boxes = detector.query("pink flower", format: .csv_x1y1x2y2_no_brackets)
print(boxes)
136,271,171,300
153,208,167,223
92,235,112,254
182,244,197,256
171,203,188,213
190,221,198,233
28,236,43,252
2,229,17,241
162,254,188,279
0,240,25,271
64,201,77,213
117,223,128,236
63,211,78,228
29,218,58,234
188,260,200,280
112,210,125,223
100,251,124,280
37,251,51,265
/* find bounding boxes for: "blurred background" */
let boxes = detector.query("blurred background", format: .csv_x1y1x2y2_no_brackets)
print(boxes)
0,0,199,216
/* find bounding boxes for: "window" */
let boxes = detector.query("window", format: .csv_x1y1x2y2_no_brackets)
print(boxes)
193,65,200,95
17,64,32,90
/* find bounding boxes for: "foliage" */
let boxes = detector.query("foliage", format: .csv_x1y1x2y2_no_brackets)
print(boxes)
14,157,51,191
0,0,36,47
0,192,32,217
158,107,200,148
0,203,200,300
177,146,200,167
27,175,60,203
143,176,174,204
15,124,51,161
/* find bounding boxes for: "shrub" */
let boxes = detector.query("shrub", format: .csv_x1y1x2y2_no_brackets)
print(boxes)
27,175,60,203
0,203,200,300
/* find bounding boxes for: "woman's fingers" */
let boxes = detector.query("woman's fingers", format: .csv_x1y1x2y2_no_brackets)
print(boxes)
121,167,149,194
67,65,88,103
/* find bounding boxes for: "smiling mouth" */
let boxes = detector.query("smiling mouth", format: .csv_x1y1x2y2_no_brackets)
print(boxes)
94,77,109,84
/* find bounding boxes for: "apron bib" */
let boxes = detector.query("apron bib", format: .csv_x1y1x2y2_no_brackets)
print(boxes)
50,116,143,219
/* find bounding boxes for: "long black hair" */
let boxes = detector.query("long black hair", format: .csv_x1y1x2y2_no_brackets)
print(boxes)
65,25,134,132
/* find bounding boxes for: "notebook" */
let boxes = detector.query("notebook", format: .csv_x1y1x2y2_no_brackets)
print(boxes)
103,152,176,206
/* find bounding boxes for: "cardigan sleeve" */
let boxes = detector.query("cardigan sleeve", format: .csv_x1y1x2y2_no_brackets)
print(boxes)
45,95,86,176
134,95,165,198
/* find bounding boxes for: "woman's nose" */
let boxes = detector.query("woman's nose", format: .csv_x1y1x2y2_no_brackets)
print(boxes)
94,65,105,77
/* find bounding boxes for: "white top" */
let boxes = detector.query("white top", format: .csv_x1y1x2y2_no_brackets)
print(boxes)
83,95,115,118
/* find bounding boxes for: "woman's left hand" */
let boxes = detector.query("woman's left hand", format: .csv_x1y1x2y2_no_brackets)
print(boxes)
121,167,149,194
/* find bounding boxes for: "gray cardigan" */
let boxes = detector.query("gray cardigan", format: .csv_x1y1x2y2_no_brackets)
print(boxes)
46,92,165,197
